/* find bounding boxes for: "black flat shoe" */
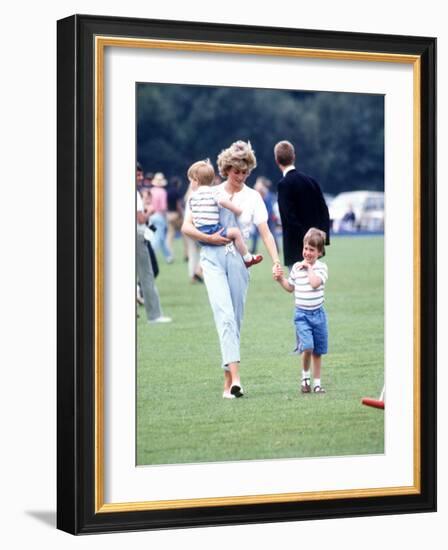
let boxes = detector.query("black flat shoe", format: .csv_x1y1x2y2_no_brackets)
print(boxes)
230,385,244,398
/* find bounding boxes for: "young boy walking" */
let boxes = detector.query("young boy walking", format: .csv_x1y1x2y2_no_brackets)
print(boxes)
274,228,328,393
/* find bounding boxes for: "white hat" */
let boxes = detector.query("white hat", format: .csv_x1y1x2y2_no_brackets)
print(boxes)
152,172,167,187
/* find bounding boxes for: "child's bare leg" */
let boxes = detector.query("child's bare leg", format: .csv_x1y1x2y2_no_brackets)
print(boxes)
301,350,312,392
226,227,263,267
312,353,321,380
311,353,325,392
302,350,312,376
226,227,248,257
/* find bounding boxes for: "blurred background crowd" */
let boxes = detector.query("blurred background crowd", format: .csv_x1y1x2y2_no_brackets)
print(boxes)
137,165,384,284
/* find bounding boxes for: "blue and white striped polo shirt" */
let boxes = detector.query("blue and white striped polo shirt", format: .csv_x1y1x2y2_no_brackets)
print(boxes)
288,260,328,310
189,186,220,228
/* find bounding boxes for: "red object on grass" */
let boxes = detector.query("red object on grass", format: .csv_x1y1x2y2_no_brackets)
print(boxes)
361,397,385,409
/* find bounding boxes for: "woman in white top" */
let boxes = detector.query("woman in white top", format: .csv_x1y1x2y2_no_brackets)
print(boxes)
182,141,281,399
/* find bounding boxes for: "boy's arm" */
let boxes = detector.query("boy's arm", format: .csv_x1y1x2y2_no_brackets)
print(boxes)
273,264,294,293
276,274,295,293
302,262,324,289
218,197,243,216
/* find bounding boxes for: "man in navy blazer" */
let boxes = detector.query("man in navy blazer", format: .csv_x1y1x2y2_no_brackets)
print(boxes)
274,140,330,268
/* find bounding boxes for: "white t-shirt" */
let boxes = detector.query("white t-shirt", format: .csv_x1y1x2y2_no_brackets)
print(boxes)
214,182,268,241
136,191,143,212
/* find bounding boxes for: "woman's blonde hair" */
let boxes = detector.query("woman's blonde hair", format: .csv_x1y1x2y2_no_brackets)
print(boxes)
216,140,257,178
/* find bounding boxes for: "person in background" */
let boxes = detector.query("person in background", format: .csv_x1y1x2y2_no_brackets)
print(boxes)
166,176,187,261
136,164,172,324
341,204,356,232
136,162,145,194
143,172,154,188
141,189,160,280
149,172,173,264
250,176,279,254
274,140,330,268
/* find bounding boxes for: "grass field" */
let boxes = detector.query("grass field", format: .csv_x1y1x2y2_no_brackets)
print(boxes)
136,235,384,466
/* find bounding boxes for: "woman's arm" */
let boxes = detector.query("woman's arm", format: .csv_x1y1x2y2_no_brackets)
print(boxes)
257,221,281,264
181,209,231,246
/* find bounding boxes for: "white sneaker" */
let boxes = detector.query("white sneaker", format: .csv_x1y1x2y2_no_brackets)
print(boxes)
148,316,172,324
222,391,235,399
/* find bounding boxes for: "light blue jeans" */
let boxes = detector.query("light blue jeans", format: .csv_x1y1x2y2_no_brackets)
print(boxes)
200,244,249,370
150,212,172,261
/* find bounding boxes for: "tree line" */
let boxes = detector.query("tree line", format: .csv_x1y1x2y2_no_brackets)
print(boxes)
137,83,384,195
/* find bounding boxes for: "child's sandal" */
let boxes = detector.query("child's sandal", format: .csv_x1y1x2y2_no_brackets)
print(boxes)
301,379,311,393
313,385,326,394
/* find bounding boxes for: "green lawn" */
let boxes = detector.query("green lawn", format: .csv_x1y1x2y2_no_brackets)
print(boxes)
137,235,384,465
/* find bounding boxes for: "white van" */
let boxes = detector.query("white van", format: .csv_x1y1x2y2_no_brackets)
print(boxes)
329,191,384,233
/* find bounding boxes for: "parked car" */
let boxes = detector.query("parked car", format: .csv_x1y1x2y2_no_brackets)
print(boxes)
329,191,384,233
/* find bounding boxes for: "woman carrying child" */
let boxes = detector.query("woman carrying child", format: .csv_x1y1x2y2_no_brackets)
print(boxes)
182,141,281,399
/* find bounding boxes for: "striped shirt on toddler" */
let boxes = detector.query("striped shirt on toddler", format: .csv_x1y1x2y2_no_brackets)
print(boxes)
189,187,220,228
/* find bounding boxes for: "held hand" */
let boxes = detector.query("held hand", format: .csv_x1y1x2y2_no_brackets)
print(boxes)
272,263,284,280
209,229,231,246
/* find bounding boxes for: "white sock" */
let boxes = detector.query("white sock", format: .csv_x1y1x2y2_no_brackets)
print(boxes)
243,252,252,261
313,378,321,388
302,370,310,381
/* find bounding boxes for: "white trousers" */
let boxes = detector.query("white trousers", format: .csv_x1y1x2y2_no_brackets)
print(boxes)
200,245,249,370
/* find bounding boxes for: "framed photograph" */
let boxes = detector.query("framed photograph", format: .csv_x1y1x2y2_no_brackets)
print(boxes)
57,14,436,534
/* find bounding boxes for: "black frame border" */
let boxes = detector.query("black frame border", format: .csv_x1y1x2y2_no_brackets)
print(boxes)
57,14,436,535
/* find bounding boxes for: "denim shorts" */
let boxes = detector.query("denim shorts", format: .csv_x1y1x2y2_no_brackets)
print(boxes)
197,223,228,246
294,306,328,355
